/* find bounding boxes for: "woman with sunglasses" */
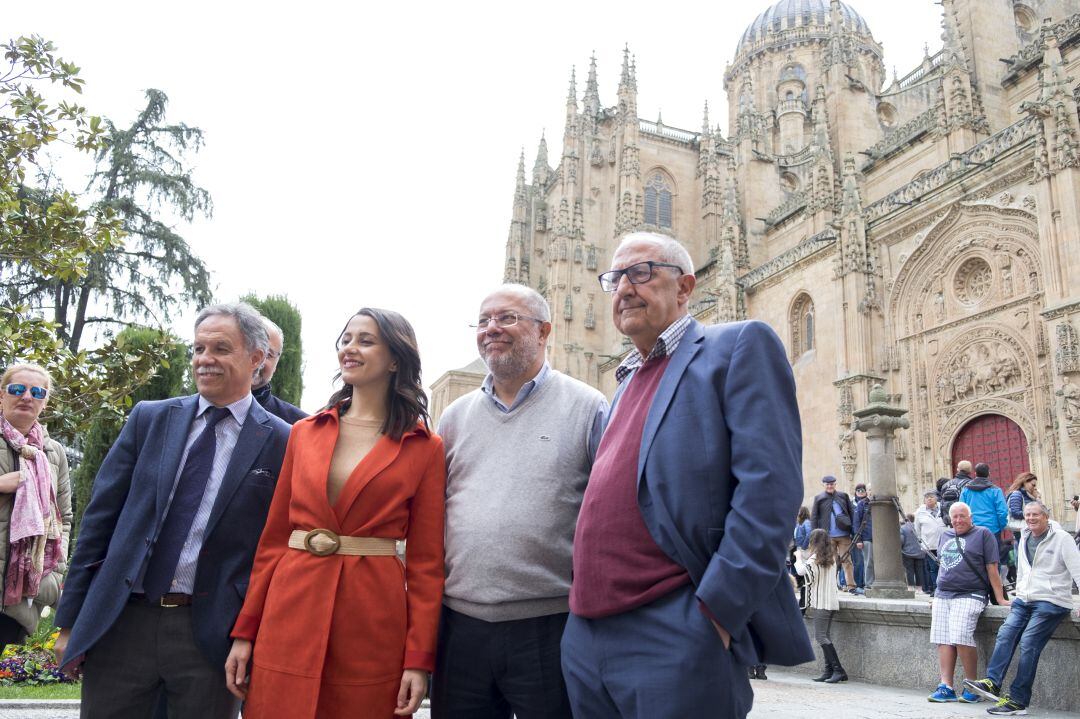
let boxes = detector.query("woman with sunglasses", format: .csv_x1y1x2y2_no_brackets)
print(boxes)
0,363,72,649
225,308,445,718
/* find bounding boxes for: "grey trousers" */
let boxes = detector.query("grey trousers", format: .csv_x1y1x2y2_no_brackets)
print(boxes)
812,608,835,646
80,602,239,719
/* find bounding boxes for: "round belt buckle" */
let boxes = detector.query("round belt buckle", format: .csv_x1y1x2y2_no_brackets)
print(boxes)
303,528,341,556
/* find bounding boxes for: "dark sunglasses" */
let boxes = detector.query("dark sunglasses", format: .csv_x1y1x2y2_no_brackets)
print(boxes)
5,383,48,400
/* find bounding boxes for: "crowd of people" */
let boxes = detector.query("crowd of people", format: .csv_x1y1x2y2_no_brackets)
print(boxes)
793,459,1080,716
4,231,1078,718
1,232,811,719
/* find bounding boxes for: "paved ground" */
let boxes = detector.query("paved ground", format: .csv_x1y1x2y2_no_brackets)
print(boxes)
748,669,1080,718
2,671,1079,718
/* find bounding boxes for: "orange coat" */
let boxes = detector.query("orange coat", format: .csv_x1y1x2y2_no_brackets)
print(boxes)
232,408,446,718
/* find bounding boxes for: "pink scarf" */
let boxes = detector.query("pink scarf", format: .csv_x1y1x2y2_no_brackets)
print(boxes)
1,413,62,605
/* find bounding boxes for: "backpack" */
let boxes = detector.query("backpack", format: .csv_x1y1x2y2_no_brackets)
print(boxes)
939,477,968,527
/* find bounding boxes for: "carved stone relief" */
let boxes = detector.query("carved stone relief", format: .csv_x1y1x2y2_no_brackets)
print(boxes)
935,341,1022,405
839,429,857,484
888,205,1041,338
837,383,854,427
1056,321,1080,375
1059,380,1080,423
953,257,993,306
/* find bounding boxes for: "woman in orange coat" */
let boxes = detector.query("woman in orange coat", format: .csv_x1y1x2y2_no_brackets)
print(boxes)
225,308,445,718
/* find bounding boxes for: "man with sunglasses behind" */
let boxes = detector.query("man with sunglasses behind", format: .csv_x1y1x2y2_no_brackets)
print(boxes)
433,284,607,719
562,232,813,719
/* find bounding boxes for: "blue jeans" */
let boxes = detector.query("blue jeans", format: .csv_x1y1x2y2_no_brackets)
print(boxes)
923,555,938,593
852,545,864,588
985,598,1070,707
862,540,875,587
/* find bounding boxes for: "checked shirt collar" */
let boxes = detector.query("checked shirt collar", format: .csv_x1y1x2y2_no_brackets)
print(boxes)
615,314,692,384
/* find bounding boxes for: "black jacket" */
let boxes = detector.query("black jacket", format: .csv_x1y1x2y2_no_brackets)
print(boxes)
253,384,308,425
811,490,854,535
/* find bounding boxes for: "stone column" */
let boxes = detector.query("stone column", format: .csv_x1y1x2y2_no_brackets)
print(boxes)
852,384,911,599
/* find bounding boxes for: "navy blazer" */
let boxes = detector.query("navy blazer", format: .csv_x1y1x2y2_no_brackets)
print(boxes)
55,394,291,670
611,319,814,667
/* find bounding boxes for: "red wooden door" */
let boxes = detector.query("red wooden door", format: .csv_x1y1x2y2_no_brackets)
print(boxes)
951,414,1029,491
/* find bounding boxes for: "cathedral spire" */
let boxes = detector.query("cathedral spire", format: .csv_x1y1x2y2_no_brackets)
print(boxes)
619,44,631,89
533,131,550,187
840,154,862,216
617,45,638,123
583,52,601,117
514,148,527,206
564,67,579,140
722,154,740,226
701,100,711,136
939,0,969,71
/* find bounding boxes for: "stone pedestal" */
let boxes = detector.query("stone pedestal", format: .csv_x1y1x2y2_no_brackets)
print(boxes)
852,384,911,600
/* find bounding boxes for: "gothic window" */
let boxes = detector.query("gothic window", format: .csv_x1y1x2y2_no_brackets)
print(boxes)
563,294,573,320
573,243,583,264
789,293,815,360
644,171,674,229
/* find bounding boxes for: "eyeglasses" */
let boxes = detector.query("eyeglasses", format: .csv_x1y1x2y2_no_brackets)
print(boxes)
5,383,48,400
469,312,546,330
598,261,684,292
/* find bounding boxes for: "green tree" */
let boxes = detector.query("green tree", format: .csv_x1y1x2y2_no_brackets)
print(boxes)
0,36,169,441
71,327,188,531
7,88,213,352
243,294,304,405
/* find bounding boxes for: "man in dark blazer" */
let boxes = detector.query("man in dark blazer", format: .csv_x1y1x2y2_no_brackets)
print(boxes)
54,303,291,718
811,475,857,589
251,316,307,425
563,232,813,719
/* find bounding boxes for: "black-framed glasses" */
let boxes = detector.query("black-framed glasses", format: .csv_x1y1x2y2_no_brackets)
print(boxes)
598,261,684,292
469,311,546,330
5,383,48,400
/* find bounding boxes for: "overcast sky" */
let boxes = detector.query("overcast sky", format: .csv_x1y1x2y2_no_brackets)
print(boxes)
8,0,942,411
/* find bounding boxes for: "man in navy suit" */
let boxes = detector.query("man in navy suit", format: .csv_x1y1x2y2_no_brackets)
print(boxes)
562,232,813,719
54,303,291,718
251,316,307,425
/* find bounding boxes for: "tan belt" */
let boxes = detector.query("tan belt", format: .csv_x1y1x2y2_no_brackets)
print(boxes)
288,528,399,557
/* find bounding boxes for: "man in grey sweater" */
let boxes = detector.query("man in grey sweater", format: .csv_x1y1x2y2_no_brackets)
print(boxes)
432,284,607,719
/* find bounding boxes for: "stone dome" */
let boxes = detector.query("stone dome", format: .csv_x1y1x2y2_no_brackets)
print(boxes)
736,0,873,58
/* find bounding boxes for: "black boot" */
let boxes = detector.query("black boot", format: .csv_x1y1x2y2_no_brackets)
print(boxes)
755,664,768,680
822,644,848,683
813,651,833,682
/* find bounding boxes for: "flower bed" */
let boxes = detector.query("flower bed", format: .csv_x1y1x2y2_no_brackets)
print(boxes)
0,628,75,686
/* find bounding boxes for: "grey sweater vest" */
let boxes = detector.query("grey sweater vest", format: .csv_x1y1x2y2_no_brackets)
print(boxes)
437,369,605,621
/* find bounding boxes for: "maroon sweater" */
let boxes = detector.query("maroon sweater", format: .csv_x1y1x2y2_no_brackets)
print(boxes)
570,355,690,618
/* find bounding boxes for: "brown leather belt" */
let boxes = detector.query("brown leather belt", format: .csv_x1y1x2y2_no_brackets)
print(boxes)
288,529,399,557
130,592,193,608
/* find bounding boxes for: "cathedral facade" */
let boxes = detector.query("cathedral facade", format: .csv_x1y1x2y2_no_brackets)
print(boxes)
438,0,1080,511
